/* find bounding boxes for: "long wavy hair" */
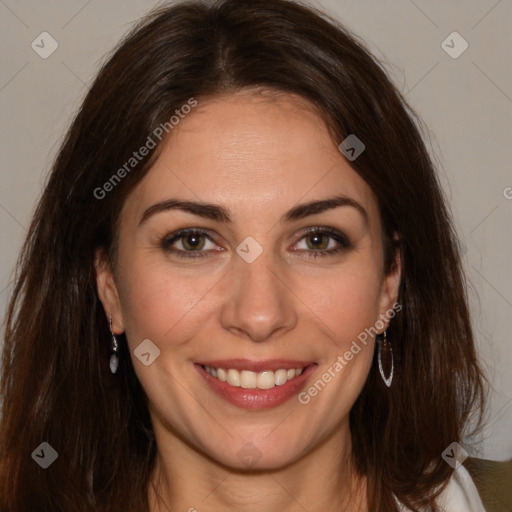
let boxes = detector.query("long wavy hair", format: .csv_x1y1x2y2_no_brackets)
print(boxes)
0,0,487,510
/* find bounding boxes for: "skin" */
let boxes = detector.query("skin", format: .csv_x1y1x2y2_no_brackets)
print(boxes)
95,89,401,512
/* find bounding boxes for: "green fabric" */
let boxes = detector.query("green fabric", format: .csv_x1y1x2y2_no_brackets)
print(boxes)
463,457,512,512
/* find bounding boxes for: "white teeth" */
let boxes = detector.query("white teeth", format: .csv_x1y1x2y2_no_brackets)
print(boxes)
203,365,306,389
227,369,241,387
240,370,257,389
274,369,288,386
257,370,275,389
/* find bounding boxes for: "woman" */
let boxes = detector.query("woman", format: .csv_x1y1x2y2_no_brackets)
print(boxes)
0,0,488,510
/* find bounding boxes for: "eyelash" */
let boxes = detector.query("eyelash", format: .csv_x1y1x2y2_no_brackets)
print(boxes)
160,227,352,260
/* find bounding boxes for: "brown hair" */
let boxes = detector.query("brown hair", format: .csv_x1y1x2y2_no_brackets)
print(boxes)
0,0,487,510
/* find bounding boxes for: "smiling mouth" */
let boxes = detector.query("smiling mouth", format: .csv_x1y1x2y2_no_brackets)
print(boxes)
195,360,317,409
201,365,306,389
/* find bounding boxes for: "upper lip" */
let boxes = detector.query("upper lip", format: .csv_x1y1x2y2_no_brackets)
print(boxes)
195,359,315,372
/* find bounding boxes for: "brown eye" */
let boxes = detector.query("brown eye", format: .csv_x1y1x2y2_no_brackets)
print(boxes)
160,229,218,258
304,232,331,251
180,233,206,251
293,227,352,258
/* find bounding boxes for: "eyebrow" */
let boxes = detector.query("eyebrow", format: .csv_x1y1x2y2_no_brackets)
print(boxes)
139,194,368,226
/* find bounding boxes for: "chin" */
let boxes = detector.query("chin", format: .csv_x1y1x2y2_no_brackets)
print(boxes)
204,437,306,472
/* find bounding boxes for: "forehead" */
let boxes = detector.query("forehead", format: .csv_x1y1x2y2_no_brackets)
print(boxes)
123,91,380,229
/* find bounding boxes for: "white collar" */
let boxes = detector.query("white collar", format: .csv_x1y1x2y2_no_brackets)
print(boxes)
396,464,486,511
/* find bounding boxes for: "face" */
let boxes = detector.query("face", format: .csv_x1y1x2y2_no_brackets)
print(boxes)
96,90,400,471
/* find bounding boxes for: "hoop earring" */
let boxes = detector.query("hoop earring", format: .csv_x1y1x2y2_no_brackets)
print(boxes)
377,330,393,387
109,316,119,375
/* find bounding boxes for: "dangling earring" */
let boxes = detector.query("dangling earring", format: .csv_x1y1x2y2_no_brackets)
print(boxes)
109,316,119,375
377,330,393,387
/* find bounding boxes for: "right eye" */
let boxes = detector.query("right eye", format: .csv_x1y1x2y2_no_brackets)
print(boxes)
160,229,220,259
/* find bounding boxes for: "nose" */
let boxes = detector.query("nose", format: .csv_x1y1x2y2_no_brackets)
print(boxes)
219,245,298,343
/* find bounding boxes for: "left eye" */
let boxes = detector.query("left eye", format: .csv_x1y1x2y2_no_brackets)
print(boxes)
290,228,351,258
295,231,339,251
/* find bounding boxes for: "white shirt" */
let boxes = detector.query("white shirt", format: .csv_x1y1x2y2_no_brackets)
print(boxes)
397,464,486,512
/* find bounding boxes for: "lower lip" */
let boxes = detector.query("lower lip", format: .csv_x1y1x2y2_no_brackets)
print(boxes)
194,364,317,410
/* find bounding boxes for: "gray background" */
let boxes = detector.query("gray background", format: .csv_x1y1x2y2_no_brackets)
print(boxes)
0,0,511,461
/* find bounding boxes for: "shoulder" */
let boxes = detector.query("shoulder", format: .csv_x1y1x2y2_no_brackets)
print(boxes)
397,457,512,511
396,462,487,512
435,463,487,512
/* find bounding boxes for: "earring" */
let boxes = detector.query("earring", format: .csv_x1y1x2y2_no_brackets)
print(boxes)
377,330,393,387
109,316,119,375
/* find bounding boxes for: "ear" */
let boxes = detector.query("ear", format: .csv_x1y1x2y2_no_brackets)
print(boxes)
94,248,125,333
376,236,402,331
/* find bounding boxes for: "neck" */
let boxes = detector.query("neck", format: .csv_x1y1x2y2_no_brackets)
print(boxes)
147,421,367,512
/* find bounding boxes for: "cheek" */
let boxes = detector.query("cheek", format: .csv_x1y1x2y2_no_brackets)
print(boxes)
296,265,381,422
115,254,219,351
296,263,383,346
